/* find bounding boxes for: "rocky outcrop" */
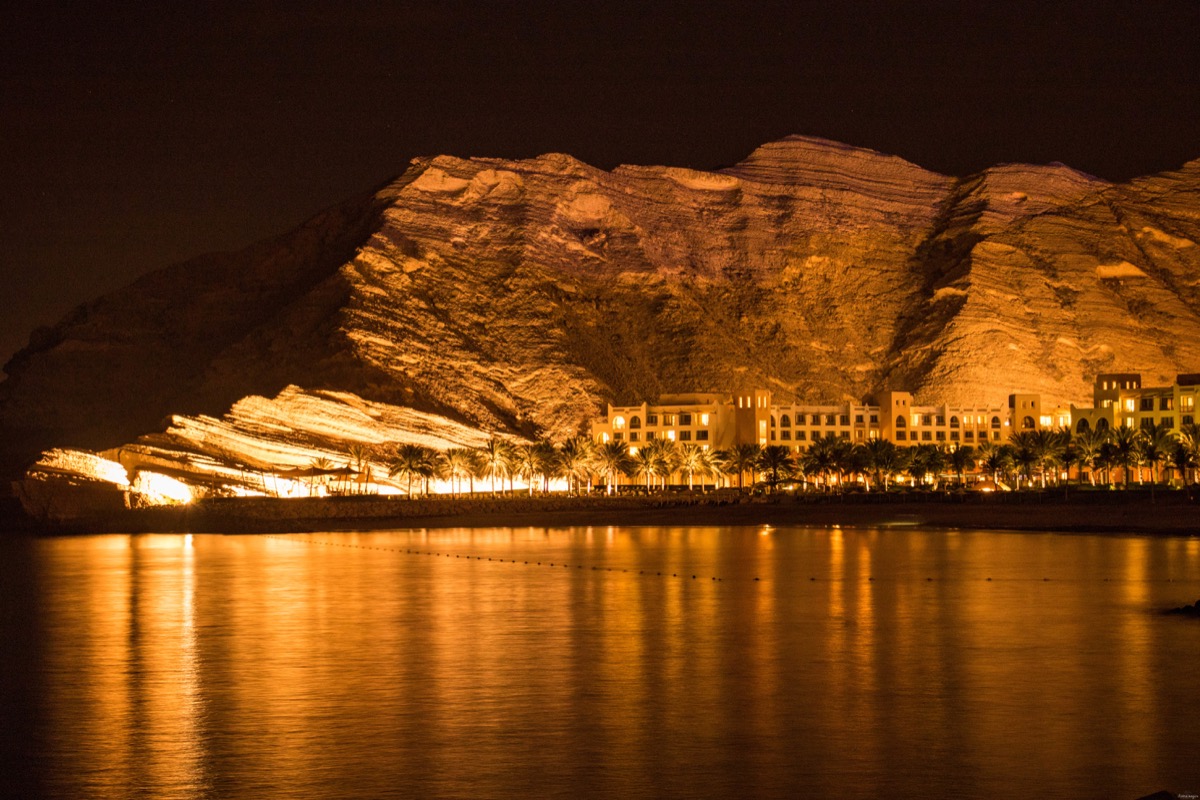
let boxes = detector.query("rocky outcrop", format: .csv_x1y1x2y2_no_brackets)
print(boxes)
3,136,1200,476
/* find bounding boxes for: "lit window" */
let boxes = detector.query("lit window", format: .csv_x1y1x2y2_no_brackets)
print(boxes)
1123,399,1135,412
1181,396,1195,412
700,413,710,425
666,430,676,441
1040,415,1052,427
613,416,626,430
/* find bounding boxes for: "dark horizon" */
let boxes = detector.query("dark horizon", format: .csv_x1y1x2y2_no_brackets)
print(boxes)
3,0,1198,366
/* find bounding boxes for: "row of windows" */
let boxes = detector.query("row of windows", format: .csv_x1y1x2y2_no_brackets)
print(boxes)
895,415,1003,429
612,430,710,443
1138,396,1198,412
772,413,858,427
765,429,1007,443
1141,397,1168,411
894,430,1003,442
613,412,710,430
1139,416,1195,430
773,413,1005,428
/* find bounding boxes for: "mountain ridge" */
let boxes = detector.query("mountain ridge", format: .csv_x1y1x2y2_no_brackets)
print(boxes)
4,135,1199,477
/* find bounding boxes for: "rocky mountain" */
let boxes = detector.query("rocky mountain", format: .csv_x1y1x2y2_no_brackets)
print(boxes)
3,135,1200,477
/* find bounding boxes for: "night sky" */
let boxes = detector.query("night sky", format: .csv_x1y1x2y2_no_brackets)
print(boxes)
2,1,1197,366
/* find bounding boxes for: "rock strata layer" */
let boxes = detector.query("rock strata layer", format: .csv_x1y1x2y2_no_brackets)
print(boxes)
3,135,1199,474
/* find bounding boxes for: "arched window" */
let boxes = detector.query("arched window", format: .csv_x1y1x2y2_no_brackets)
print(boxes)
1022,416,1035,429
990,416,1001,429
629,415,641,429
613,416,626,430
895,415,907,428
780,414,791,427
949,416,960,428
1076,418,1091,434
1096,418,1110,432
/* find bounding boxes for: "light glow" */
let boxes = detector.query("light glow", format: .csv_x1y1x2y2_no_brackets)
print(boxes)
131,472,193,505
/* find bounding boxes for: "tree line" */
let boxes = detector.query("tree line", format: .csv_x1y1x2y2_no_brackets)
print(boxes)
309,421,1200,498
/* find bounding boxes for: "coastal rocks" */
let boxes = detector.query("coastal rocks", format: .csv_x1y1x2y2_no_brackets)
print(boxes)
3,136,1200,477
1165,600,1200,618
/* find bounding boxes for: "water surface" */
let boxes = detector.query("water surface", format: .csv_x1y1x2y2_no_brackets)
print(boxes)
2,526,1199,799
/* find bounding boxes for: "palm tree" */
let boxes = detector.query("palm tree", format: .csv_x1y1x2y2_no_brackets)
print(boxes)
1137,422,1174,485
419,447,443,495
345,443,373,494
1110,426,1140,489
846,443,872,490
387,444,428,498
556,436,595,494
863,438,904,491
979,443,1012,485
1008,432,1038,490
801,438,838,490
478,437,512,496
907,444,947,489
677,443,711,491
631,446,657,490
593,440,633,494
535,439,561,493
644,437,680,489
722,443,762,492
1168,439,1198,486
828,438,857,488
307,456,333,494
756,445,795,491
442,447,480,497
1072,428,1108,485
947,445,976,485
1177,422,1200,485
1031,429,1066,487
1094,442,1117,486
511,443,545,496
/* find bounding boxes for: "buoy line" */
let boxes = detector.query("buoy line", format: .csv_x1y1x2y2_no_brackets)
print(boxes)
259,534,727,583
256,535,1152,586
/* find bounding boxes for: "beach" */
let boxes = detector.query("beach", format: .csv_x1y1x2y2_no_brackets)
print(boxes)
9,490,1198,536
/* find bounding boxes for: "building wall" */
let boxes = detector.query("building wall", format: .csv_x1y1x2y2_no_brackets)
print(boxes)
590,374,1200,454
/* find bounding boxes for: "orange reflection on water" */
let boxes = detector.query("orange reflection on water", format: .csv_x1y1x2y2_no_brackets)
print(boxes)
19,527,1200,799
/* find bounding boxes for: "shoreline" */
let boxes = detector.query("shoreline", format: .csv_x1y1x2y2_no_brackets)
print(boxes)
8,492,1199,536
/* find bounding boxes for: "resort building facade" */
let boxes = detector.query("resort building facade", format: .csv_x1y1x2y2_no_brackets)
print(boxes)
590,373,1195,453
1071,373,1200,434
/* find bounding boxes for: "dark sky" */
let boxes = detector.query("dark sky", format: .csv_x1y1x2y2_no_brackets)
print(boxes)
2,0,1198,367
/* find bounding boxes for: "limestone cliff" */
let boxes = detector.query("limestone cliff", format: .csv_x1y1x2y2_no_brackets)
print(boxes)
3,135,1199,475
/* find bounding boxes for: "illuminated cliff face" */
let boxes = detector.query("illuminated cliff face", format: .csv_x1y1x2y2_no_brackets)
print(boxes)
3,136,1200,476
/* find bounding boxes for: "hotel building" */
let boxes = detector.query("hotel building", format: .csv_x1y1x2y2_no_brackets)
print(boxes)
589,374,1196,453
1070,373,1200,434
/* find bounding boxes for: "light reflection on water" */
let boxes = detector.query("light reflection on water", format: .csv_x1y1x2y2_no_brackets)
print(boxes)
2,527,1200,799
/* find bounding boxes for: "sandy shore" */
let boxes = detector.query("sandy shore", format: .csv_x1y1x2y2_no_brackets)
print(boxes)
14,491,1196,535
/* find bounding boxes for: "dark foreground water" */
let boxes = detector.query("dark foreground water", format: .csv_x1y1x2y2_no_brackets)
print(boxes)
2,526,1199,800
